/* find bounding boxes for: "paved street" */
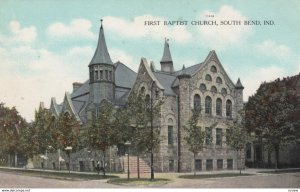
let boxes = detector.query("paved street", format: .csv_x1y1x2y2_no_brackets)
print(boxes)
0,171,120,188
0,170,299,188
162,172,300,188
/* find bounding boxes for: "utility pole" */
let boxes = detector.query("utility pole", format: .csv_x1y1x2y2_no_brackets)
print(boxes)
150,81,155,180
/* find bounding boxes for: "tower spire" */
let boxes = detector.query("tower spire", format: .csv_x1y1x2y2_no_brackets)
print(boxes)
160,38,174,73
89,19,113,65
160,38,173,63
235,78,244,89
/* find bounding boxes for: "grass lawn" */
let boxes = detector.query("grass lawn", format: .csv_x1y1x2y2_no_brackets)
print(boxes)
259,169,300,174
108,178,172,186
179,173,253,179
0,167,119,180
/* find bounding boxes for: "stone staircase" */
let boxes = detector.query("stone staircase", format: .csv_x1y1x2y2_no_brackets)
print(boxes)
122,155,151,174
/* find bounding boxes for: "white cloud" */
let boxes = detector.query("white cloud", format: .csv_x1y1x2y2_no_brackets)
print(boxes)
103,15,192,43
46,19,96,39
0,20,37,45
197,5,251,50
0,45,92,121
110,49,137,71
243,66,286,100
254,40,291,59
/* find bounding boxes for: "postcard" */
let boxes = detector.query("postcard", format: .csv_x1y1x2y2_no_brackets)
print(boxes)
0,0,299,191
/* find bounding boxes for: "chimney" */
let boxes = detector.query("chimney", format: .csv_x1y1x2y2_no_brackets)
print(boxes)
72,82,83,92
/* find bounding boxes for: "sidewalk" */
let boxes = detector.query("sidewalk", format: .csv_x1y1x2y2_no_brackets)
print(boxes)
1,166,299,179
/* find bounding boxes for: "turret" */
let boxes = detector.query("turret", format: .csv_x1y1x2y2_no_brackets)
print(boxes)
235,78,244,121
177,64,191,172
88,19,115,104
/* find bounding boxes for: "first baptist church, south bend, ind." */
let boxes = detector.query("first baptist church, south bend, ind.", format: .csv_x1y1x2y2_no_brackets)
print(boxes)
36,20,245,173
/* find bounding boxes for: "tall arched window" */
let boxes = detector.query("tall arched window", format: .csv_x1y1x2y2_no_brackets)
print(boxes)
205,96,212,115
145,94,150,109
167,118,174,145
226,99,232,117
194,94,201,111
140,86,145,93
216,98,222,116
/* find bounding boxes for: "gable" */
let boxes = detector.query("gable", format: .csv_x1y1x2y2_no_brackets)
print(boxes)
61,92,82,123
131,58,164,92
49,97,59,116
191,51,236,92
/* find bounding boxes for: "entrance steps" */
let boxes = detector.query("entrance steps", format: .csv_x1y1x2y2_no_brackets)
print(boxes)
122,155,151,175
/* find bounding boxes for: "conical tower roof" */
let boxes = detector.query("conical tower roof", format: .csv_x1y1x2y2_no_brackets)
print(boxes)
160,38,173,63
235,78,244,89
89,19,113,65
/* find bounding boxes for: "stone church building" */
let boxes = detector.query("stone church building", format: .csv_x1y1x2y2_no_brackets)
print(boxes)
37,21,244,172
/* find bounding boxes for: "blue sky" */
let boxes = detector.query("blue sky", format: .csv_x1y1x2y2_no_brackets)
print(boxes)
0,0,300,121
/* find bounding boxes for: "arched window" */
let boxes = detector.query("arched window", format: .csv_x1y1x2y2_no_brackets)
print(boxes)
226,100,232,117
205,74,212,81
145,94,150,109
211,66,217,73
211,86,217,93
216,77,223,84
140,86,145,93
205,96,212,115
194,94,201,111
200,83,207,91
168,118,174,145
216,98,222,116
221,88,227,95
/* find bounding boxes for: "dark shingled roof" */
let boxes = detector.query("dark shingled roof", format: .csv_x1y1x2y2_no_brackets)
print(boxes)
175,63,202,76
71,80,89,99
89,23,113,65
71,98,86,119
115,61,137,88
153,72,176,96
114,89,131,106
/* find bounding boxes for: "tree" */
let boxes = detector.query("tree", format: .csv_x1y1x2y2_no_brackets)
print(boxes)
0,103,27,167
85,101,116,176
31,106,57,157
183,109,205,176
126,90,163,179
112,106,131,147
56,112,81,172
126,91,149,179
226,111,251,174
245,78,298,168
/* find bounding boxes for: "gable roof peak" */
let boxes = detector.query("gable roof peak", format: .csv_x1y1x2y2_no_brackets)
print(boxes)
150,61,156,72
89,19,113,66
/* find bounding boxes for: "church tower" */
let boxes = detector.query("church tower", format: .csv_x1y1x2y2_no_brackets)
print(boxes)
235,78,244,122
160,38,174,73
88,20,115,104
